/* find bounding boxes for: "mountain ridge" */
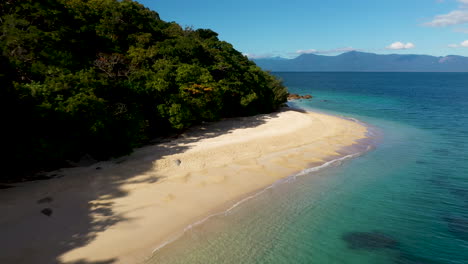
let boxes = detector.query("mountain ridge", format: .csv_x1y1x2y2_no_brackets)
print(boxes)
253,51,468,72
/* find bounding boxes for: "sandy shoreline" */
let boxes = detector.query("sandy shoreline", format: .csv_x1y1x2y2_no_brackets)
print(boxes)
0,109,369,264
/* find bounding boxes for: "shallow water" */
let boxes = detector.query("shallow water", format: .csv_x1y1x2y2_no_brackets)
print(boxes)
146,72,468,264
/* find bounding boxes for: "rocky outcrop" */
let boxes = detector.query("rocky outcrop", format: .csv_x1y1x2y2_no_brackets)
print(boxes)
287,93,313,100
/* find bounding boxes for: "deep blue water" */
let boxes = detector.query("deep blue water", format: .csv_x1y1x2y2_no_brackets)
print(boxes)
148,72,468,264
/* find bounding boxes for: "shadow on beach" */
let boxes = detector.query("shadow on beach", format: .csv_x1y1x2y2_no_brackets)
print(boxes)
0,110,285,264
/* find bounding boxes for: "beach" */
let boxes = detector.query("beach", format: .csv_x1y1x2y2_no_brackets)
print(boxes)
0,108,368,264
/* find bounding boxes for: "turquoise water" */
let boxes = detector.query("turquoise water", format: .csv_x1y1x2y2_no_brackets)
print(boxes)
147,73,468,264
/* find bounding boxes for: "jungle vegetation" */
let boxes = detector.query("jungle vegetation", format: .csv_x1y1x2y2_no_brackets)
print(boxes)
0,0,288,180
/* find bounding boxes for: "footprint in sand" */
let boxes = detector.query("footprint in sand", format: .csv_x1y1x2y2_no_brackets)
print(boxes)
164,193,176,202
41,208,53,216
178,173,192,183
37,196,53,204
208,174,227,184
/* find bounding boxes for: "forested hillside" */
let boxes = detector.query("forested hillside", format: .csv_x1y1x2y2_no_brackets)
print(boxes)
0,0,287,180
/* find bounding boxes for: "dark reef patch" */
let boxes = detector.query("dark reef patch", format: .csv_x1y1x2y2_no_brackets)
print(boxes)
444,216,468,241
342,231,443,263
342,231,399,250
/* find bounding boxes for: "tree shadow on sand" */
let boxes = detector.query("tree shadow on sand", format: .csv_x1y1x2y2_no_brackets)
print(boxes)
0,110,288,264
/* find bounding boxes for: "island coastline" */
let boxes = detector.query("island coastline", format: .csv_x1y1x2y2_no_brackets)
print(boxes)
0,108,373,264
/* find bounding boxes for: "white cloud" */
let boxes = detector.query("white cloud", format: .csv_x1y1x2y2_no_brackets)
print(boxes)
386,42,415,50
320,47,357,54
296,47,357,55
424,10,468,27
296,49,317,54
243,53,275,59
447,40,468,47
405,43,416,49
425,0,468,28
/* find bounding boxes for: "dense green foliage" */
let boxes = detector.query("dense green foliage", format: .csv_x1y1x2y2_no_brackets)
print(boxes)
0,0,287,179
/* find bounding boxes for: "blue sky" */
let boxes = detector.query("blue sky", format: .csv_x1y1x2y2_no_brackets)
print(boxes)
138,0,468,58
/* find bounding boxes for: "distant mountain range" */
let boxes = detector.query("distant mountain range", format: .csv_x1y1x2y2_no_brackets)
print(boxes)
253,51,468,72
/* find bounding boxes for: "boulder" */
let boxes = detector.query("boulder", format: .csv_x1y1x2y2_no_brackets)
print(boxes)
287,93,313,100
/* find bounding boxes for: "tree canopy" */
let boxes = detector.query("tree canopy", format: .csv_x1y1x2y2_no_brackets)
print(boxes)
0,0,288,180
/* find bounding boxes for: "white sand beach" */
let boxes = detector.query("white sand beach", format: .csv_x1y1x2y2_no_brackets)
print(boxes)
0,109,368,264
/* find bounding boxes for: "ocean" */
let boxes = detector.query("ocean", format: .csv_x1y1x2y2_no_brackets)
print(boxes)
146,72,468,264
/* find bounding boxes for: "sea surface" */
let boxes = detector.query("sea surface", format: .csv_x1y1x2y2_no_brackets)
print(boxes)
146,72,468,264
